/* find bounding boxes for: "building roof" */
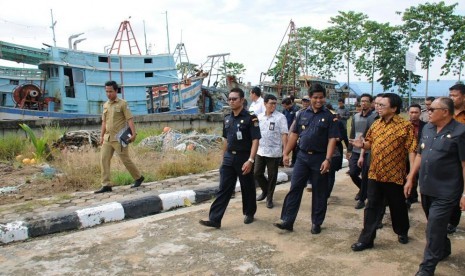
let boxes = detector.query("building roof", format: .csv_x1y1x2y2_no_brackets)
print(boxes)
338,80,461,98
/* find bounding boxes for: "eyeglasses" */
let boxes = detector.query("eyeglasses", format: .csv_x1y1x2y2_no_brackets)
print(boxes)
427,108,448,113
228,97,240,102
375,103,387,108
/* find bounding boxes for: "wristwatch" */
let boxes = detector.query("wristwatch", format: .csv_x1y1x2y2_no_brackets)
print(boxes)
248,158,255,163
325,158,331,163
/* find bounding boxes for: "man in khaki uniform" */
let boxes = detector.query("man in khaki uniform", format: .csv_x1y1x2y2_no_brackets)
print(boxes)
95,80,144,193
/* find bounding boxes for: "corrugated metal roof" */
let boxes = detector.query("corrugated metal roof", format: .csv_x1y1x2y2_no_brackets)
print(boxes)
339,80,461,98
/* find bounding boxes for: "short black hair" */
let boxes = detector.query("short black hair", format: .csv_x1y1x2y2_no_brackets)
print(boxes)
408,103,421,111
230,87,245,98
437,97,454,116
105,80,119,91
289,94,295,102
382,93,402,114
282,98,292,105
426,96,436,102
309,83,326,97
264,93,277,103
449,83,465,95
251,86,261,97
338,98,344,103
375,93,384,98
360,93,373,102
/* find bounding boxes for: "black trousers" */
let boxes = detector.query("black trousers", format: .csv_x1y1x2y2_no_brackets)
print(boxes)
280,151,328,226
418,194,458,275
349,152,362,190
209,152,257,223
449,204,462,227
254,155,280,201
358,180,409,244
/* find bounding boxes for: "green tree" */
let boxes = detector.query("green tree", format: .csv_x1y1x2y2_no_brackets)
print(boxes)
401,1,458,97
218,62,246,87
325,11,368,86
441,14,465,81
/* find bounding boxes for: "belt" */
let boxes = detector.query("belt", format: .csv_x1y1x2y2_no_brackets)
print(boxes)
228,150,249,155
302,150,324,155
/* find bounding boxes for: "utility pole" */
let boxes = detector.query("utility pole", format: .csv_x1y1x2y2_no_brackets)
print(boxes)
50,9,57,47
143,20,148,55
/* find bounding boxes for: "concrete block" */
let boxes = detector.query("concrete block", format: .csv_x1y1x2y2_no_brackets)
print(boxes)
159,190,196,210
0,221,28,244
27,212,80,237
76,202,125,228
120,195,162,219
194,187,218,203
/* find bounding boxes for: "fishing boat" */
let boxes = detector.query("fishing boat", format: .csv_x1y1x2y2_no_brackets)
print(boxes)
0,21,205,120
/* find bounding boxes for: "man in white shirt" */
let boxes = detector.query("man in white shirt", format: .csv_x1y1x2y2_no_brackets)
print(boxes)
249,86,266,116
254,94,288,208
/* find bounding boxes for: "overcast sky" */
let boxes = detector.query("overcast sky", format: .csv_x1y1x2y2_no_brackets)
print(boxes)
0,0,463,85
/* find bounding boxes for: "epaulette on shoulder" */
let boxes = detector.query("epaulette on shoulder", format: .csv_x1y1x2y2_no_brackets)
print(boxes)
248,110,256,116
251,114,258,121
329,109,337,115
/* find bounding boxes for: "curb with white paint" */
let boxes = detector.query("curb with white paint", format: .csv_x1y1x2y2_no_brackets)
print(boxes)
0,172,291,244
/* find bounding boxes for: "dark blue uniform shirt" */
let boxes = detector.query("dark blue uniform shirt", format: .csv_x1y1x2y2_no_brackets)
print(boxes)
419,119,465,199
283,104,299,129
223,109,261,152
293,106,340,153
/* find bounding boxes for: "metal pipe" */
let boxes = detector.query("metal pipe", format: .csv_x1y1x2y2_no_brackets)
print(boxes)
68,33,84,49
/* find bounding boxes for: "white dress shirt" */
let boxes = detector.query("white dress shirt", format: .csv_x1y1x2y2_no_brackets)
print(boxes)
257,110,288,158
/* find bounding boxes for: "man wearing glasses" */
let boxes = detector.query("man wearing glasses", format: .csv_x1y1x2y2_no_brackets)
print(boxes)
255,94,288,209
199,88,261,228
420,96,435,122
405,97,465,276
350,93,417,252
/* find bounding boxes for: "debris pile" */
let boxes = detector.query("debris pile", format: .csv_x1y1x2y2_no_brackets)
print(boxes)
139,129,223,152
52,130,100,151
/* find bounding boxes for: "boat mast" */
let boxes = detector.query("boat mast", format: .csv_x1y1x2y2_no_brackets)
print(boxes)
143,20,148,55
50,9,57,47
164,11,171,54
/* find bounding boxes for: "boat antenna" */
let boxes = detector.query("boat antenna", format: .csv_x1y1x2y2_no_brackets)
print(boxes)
143,20,148,55
50,9,57,47
164,11,171,54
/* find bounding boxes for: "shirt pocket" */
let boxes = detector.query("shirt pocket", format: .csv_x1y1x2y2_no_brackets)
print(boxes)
431,137,455,152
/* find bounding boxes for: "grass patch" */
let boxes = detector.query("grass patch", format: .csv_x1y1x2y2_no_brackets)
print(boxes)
0,134,27,160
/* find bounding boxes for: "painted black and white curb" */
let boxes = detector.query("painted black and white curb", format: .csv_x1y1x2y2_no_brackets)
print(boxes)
1,172,290,245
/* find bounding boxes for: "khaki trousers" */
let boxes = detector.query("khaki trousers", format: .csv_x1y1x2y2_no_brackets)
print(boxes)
100,141,141,186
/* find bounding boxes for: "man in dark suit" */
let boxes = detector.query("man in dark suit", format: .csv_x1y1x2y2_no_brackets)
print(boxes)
405,97,465,276
406,104,427,207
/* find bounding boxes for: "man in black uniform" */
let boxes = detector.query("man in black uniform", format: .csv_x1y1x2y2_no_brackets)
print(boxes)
274,83,339,234
199,88,261,228
405,97,465,276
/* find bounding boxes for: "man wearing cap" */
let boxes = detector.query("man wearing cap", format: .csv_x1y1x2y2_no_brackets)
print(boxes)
249,86,266,116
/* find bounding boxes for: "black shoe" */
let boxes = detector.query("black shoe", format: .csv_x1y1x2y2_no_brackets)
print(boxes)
351,242,374,252
398,234,409,244
355,200,365,209
244,215,254,224
199,219,221,229
273,222,293,232
256,193,267,201
266,200,274,209
406,200,412,210
311,224,321,234
94,186,112,194
354,192,361,201
447,224,457,234
131,176,144,188
415,270,432,276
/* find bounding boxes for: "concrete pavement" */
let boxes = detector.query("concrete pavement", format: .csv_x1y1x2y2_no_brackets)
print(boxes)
0,170,464,275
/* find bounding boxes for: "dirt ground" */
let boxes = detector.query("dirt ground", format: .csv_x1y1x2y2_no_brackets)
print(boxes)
0,162,74,205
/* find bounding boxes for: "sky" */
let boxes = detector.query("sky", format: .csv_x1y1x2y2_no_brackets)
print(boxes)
0,0,464,86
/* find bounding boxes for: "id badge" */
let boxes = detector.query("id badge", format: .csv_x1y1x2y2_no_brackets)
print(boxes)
236,131,243,140
269,122,275,130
